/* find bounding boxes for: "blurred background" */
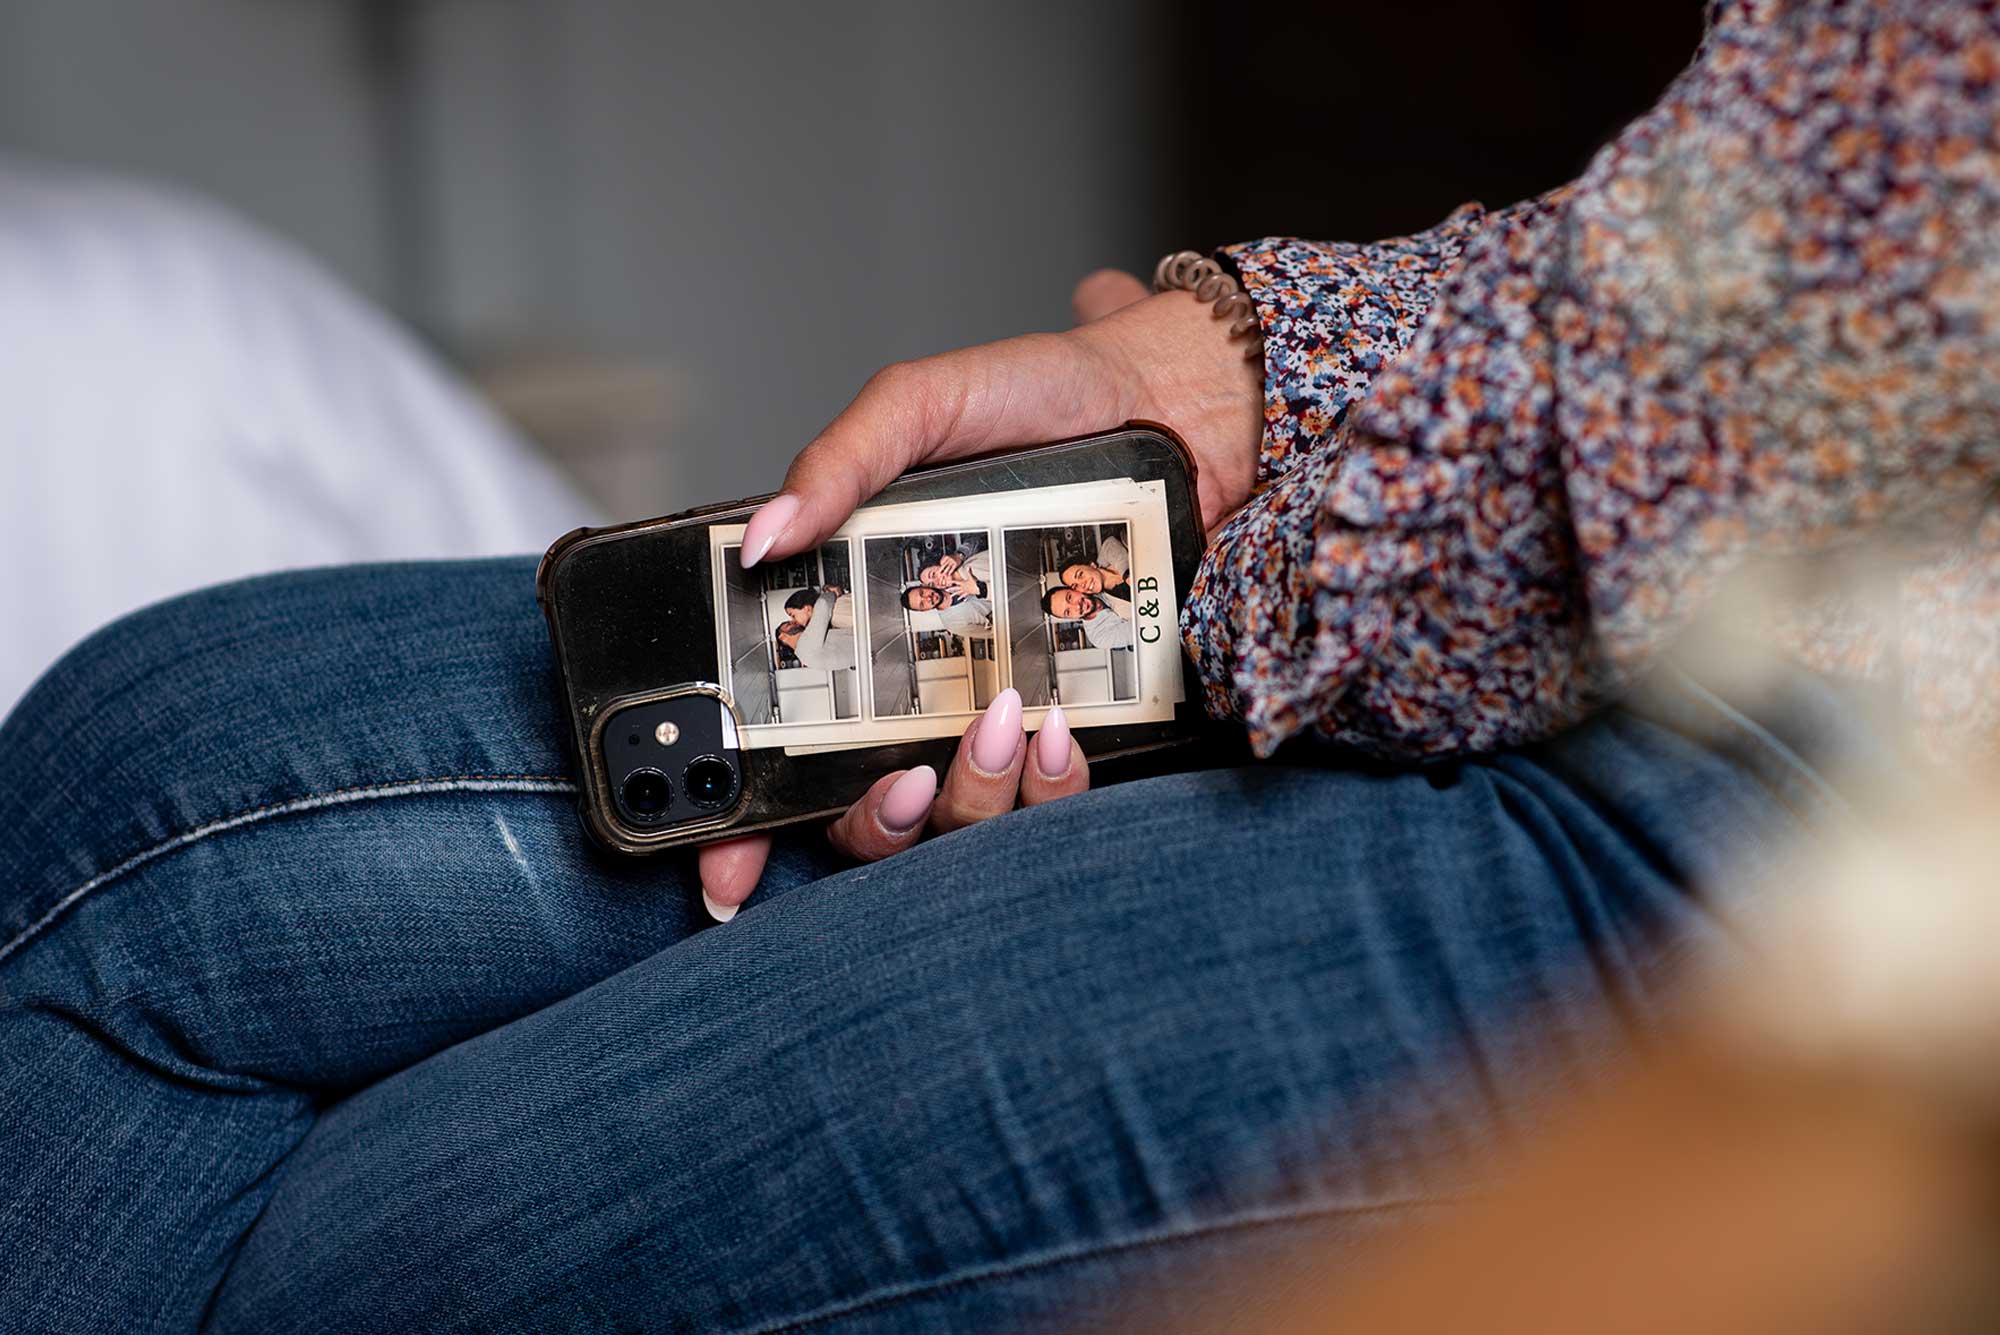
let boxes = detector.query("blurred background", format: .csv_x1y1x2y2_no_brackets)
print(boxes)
0,0,1702,516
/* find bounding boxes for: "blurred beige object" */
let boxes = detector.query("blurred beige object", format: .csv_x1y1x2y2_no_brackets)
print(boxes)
471,346,692,521
1170,1039,1996,1334
1157,610,2000,1334
1716,789,2000,1110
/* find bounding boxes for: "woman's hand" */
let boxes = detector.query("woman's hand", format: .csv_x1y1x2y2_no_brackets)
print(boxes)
733,270,1264,572
695,691,1087,922
697,268,1261,919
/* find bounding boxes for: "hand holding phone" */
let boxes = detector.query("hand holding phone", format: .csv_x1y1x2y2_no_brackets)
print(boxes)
690,283,1261,909
739,279,1264,577
542,275,1260,915
539,429,1206,880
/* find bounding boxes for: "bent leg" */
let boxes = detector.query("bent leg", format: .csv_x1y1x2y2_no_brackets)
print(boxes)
211,676,1845,1334
0,560,836,1332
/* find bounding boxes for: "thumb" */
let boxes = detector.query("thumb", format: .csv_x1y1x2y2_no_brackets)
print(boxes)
741,331,1133,568
1071,269,1149,324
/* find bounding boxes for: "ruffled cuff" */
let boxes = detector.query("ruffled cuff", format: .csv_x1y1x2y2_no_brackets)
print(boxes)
1221,205,1492,488
1187,194,1578,757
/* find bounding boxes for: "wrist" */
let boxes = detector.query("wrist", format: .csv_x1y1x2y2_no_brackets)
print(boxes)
1088,291,1262,528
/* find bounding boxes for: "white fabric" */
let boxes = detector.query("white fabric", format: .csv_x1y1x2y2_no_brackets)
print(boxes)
1083,604,1132,649
955,548,992,589
792,590,856,670
0,160,598,714
936,594,994,639
1094,533,1128,580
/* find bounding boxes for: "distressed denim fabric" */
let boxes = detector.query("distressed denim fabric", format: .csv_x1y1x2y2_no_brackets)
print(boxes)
0,558,1862,1333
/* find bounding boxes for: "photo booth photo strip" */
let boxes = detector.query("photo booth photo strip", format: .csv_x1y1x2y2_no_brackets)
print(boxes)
707,477,1185,753
714,538,861,729
859,529,1002,722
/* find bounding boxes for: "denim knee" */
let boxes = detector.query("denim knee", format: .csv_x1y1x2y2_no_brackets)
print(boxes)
0,559,562,956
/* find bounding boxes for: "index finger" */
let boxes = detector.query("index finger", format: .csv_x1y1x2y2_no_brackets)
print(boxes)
740,330,1128,568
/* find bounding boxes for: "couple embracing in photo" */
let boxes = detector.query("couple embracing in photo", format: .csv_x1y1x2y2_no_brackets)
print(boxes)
899,542,994,638
1043,530,1131,649
774,585,854,671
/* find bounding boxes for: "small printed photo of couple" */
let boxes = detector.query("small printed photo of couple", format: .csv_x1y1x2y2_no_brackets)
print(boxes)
718,539,860,726
1002,522,1138,708
862,530,1001,718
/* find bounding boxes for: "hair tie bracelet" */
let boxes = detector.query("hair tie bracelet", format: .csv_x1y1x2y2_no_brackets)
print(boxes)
1152,250,1264,361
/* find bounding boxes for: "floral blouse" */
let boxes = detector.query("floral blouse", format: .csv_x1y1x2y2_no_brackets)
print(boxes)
1183,0,2000,759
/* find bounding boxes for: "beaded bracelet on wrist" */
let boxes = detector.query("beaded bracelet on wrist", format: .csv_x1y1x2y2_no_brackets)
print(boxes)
1152,250,1264,361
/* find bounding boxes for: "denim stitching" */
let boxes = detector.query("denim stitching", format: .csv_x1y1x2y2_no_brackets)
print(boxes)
0,774,577,968
743,1194,1454,1334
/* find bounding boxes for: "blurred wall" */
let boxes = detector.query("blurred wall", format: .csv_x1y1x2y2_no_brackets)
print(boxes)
1168,0,1706,245
0,0,1170,513
0,0,1701,518
0,1,391,296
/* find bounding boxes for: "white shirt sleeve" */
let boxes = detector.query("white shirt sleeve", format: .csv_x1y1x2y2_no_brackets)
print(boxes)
793,595,835,668
1096,534,1130,579
1085,609,1133,649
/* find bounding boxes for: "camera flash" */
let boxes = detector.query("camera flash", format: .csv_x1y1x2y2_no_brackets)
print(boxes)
654,721,680,747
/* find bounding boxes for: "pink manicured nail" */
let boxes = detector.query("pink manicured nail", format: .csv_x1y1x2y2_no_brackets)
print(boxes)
740,494,801,568
971,688,1022,774
1034,704,1070,779
878,765,937,834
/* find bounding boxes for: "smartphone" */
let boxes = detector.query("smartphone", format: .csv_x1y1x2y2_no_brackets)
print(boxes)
537,423,1211,855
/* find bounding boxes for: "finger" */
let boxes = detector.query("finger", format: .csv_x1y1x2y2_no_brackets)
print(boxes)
696,834,771,923
827,765,937,863
1020,703,1090,807
741,332,1132,566
1071,268,1149,324
931,688,1026,835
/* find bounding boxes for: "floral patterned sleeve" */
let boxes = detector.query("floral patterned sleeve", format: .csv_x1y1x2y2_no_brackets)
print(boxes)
1183,0,2000,759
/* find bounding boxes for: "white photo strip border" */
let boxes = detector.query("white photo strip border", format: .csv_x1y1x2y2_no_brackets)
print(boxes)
706,478,1184,754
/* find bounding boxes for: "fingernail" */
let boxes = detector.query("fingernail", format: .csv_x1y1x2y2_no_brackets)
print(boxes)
971,688,1023,774
1034,703,1071,779
701,889,739,924
740,494,801,568
878,765,937,834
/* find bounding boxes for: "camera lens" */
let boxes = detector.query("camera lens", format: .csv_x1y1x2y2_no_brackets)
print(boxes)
618,768,673,822
682,755,738,809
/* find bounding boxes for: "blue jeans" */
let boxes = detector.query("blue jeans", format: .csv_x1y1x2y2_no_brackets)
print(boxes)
0,559,1866,1333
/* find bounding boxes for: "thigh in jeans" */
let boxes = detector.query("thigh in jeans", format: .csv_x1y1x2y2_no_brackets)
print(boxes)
212,687,1828,1334
0,557,1838,1333
0,559,833,1333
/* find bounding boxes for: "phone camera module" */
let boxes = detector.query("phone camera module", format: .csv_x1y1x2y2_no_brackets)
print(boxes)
618,768,674,823
682,755,738,810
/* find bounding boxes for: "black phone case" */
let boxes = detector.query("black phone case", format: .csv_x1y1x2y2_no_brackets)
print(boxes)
537,423,1212,854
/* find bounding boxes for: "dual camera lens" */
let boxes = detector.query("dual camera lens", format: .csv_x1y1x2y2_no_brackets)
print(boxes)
616,756,737,825
620,768,673,819
682,756,735,806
